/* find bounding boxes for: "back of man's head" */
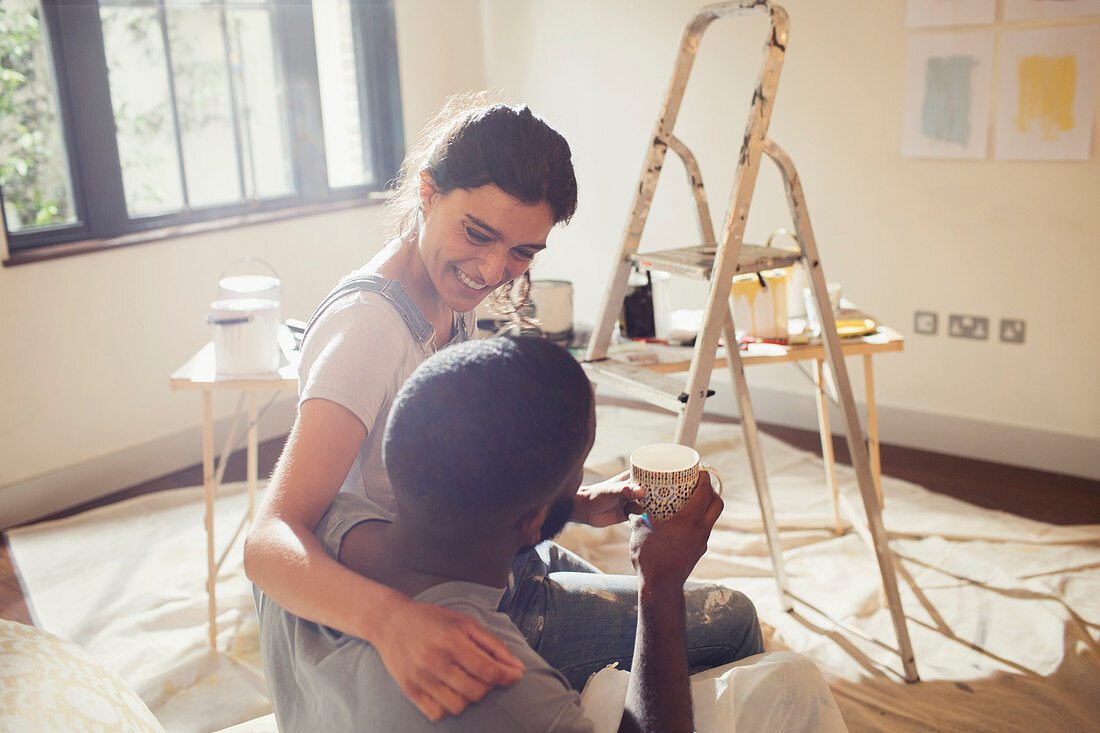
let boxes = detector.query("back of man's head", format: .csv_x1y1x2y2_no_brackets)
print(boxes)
383,336,594,523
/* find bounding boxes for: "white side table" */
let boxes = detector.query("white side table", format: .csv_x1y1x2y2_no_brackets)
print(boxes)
169,331,299,649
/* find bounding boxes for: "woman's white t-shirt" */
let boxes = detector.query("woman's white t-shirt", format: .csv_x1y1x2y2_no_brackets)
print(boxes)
296,275,475,513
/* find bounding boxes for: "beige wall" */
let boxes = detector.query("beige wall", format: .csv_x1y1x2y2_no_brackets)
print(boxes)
481,0,1100,476
0,0,487,525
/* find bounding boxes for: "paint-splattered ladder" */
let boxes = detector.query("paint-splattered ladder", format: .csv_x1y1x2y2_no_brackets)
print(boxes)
582,0,919,683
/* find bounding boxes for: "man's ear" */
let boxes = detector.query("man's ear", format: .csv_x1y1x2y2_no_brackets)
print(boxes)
418,170,440,215
517,505,549,547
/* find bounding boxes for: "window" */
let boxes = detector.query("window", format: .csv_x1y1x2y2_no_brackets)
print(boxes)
0,0,404,258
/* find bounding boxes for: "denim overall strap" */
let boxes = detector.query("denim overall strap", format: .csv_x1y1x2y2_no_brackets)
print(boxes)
302,273,435,346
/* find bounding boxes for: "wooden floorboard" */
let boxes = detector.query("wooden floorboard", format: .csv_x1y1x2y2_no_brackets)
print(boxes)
748,422,1100,526
3,399,1097,626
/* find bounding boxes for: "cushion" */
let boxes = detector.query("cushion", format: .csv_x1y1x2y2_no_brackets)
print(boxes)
0,619,164,732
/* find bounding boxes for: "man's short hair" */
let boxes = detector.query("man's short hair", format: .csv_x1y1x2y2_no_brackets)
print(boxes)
383,336,593,519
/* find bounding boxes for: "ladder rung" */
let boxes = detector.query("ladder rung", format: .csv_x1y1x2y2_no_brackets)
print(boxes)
582,359,693,414
631,244,801,280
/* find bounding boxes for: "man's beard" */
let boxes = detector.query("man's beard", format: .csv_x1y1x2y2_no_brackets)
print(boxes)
539,495,575,543
518,494,575,554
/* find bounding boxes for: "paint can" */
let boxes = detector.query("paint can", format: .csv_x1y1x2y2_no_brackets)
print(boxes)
218,257,282,329
729,269,790,340
530,279,574,341
765,229,807,319
207,298,281,376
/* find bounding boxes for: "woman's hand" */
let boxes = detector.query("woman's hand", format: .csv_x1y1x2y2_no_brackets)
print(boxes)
374,599,526,721
571,470,645,527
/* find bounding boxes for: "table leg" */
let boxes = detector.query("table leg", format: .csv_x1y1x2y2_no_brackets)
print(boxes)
863,354,883,509
202,391,217,651
862,354,890,608
247,390,258,519
814,359,842,535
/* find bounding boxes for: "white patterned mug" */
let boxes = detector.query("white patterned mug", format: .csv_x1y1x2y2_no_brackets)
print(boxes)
630,443,723,522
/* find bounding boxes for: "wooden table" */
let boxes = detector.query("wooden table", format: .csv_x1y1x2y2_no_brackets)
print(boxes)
611,322,904,533
169,330,299,649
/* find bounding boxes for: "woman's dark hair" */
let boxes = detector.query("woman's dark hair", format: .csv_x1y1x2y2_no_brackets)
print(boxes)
386,93,578,325
383,336,593,520
387,93,578,237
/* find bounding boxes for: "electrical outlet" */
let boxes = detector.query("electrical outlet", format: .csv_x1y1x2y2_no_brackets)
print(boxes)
1000,318,1026,344
914,311,938,335
948,314,989,340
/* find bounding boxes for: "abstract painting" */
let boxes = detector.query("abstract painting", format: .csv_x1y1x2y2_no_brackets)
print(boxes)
994,26,1098,160
902,32,995,158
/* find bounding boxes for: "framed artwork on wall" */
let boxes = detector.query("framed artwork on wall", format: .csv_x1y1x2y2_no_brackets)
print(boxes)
994,26,1098,160
902,32,996,158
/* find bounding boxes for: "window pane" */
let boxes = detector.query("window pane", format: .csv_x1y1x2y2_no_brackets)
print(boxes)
166,7,242,208
0,0,77,233
101,2,293,217
228,8,293,199
313,0,373,188
100,6,185,217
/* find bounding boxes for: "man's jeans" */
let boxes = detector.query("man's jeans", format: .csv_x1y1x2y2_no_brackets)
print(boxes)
499,541,765,690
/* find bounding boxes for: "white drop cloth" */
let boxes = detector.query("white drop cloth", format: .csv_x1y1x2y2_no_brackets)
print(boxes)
7,483,271,732
7,405,1099,731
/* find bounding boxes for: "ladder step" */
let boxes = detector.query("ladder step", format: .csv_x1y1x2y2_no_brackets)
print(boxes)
582,359,694,414
632,244,801,280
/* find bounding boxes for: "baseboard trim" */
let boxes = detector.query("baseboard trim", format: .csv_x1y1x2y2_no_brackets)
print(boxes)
597,381,1100,481
0,398,298,531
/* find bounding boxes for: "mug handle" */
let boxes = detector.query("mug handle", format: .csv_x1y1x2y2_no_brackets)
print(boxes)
700,463,723,496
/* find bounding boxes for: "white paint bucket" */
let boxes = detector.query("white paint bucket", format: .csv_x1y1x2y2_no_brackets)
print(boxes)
530,280,573,340
728,269,790,340
218,259,281,328
208,298,281,376
219,274,280,303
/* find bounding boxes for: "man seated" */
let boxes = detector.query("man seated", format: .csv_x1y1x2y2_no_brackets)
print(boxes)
254,336,742,731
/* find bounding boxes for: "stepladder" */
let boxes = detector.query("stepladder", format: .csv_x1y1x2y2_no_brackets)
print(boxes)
582,0,919,682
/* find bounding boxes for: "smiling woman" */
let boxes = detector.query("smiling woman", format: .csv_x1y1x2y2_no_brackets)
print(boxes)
242,95,583,721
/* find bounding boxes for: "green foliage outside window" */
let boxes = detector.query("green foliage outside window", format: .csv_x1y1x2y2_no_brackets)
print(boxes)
0,5,70,232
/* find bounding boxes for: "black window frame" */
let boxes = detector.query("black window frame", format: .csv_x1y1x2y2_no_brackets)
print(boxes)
1,0,404,257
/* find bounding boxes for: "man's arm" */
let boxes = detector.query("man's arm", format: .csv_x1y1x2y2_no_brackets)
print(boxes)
621,576,692,732
619,474,724,733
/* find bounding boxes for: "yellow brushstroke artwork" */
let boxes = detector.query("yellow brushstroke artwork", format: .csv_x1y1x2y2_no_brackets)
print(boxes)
1017,54,1077,140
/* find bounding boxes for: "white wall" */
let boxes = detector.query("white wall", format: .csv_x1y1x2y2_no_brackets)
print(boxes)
0,0,487,527
480,0,1100,478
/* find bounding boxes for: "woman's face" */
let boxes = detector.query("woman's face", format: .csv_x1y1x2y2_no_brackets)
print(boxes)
418,178,555,313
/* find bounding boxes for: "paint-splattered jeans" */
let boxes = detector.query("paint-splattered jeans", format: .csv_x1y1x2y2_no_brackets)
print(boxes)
498,541,764,690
